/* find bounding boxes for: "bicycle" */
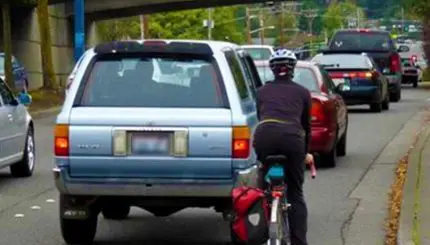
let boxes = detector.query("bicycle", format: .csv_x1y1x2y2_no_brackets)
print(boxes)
263,154,317,245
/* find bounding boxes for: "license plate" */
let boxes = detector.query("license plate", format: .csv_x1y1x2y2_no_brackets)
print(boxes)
332,78,345,86
131,133,170,155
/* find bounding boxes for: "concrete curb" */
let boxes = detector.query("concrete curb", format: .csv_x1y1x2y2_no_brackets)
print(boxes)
28,106,62,119
344,110,429,245
398,127,430,245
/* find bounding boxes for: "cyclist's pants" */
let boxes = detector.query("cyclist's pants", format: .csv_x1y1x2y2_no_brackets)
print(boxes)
253,124,308,245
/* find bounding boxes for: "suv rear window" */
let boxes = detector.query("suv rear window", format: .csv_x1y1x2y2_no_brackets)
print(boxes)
329,32,394,51
78,54,226,108
312,54,372,69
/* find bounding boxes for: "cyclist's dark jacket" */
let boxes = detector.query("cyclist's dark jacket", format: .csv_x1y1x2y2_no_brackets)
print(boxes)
255,77,312,152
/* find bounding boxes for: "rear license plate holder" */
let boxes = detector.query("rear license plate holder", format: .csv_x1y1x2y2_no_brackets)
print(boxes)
130,132,171,155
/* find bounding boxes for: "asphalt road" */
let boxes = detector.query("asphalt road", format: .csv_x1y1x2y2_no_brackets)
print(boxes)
0,86,429,245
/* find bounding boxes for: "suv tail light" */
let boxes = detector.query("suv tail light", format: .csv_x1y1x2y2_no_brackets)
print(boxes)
329,71,375,79
232,126,250,159
54,124,69,156
411,55,417,64
390,53,401,73
311,99,326,123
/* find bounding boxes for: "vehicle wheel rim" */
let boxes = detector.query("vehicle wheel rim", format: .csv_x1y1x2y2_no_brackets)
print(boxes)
27,134,35,171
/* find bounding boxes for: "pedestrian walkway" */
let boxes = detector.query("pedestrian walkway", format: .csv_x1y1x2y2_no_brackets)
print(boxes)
398,122,430,245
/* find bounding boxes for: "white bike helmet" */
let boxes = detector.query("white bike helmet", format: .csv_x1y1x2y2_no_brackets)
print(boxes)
269,49,297,78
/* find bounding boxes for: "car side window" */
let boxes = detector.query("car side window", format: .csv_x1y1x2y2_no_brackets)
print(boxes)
0,79,16,105
237,53,258,98
319,67,336,92
244,54,263,89
224,50,249,100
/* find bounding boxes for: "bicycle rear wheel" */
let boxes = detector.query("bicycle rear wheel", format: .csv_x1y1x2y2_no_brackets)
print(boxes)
268,197,290,245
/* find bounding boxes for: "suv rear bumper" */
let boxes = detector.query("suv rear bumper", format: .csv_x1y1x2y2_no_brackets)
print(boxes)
52,165,258,197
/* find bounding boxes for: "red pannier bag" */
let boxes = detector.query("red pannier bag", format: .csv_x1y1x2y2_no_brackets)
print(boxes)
231,186,269,245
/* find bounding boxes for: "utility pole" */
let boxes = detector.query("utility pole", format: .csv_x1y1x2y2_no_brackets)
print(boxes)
303,9,318,53
259,7,265,45
279,3,285,47
140,15,149,39
246,7,252,44
356,8,360,28
401,7,405,32
208,8,213,40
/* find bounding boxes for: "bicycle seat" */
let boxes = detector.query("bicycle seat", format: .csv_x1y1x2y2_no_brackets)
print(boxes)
264,155,287,165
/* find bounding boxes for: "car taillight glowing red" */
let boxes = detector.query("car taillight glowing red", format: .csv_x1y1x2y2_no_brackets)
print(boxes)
390,53,401,73
329,71,374,79
311,100,326,123
232,126,250,159
54,124,69,156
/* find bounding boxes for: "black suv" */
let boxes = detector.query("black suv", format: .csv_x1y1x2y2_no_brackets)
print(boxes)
326,29,402,102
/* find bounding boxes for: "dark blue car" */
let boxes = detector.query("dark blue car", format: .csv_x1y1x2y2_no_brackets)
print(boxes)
0,53,29,91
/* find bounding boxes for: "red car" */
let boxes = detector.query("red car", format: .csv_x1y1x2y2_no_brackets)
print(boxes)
255,61,349,167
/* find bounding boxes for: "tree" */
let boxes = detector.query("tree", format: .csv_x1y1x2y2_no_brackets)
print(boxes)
322,1,366,38
37,0,58,90
96,7,245,44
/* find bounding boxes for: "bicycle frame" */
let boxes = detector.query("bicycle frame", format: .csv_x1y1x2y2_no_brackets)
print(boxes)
264,160,317,245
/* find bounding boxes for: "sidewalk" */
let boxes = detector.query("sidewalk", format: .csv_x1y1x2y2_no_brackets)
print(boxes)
398,121,430,245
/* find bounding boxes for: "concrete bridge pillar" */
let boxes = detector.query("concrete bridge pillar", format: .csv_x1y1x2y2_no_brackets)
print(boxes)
86,21,100,48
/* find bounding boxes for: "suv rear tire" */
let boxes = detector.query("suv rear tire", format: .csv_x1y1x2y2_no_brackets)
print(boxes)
413,78,418,88
390,87,401,102
370,102,382,112
60,195,98,245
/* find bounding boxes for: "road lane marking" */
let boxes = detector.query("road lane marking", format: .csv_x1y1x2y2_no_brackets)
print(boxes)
30,205,41,210
46,199,56,203
14,214,24,218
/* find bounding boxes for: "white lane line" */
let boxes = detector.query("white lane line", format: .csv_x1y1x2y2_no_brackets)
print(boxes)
14,214,24,218
30,205,41,210
46,199,56,203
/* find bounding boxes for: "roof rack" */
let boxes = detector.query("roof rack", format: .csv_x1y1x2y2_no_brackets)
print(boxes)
94,40,214,55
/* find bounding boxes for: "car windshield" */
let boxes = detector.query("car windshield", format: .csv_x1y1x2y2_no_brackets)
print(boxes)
256,65,274,83
293,67,319,92
329,32,394,51
244,48,272,61
79,54,225,108
312,54,372,69
256,65,319,91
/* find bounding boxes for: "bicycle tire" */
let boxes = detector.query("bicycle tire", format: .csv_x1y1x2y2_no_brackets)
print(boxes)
268,197,291,245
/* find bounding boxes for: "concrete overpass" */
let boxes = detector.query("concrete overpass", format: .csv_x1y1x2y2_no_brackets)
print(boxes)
47,0,286,61
6,0,282,90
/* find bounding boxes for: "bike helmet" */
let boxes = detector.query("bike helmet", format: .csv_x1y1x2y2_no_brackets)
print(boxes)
269,49,297,78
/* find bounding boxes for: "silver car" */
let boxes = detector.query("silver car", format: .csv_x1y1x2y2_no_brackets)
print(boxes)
0,78,34,177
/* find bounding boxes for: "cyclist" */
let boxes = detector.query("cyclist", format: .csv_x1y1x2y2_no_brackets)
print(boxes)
253,48,314,245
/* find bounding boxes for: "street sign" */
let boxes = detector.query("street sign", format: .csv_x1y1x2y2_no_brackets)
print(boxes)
203,20,214,28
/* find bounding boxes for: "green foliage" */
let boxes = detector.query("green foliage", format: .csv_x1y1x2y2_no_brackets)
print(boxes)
322,2,365,37
96,7,245,44
402,0,430,18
